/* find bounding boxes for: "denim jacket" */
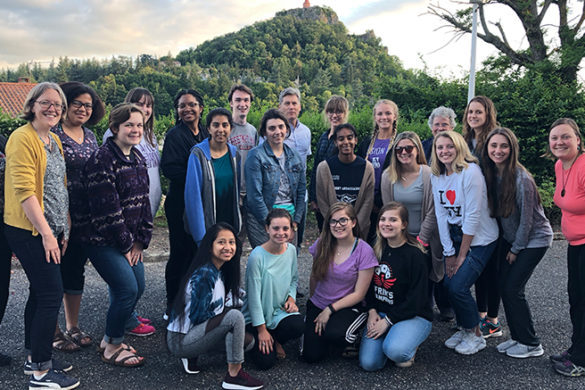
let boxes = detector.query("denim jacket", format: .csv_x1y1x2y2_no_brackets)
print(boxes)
244,141,306,224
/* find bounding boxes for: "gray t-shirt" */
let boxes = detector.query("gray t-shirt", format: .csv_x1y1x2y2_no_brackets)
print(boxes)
43,136,69,239
228,122,258,196
393,167,424,236
274,153,292,205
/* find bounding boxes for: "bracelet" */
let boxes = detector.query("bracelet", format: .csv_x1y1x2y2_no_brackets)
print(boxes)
384,316,393,327
328,304,336,314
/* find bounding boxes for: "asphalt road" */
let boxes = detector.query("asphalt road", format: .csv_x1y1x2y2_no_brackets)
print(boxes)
0,238,583,389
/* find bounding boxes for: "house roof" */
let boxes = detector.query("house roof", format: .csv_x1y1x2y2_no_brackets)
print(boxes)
0,82,36,117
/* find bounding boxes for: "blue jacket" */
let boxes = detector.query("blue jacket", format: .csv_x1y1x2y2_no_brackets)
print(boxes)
244,141,306,224
184,138,241,245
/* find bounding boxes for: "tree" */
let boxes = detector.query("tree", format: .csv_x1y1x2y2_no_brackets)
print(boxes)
428,0,585,82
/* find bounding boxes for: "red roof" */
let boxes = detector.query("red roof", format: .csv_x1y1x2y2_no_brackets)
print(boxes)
0,82,37,118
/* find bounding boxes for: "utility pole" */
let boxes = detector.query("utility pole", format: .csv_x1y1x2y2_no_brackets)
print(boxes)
468,0,479,102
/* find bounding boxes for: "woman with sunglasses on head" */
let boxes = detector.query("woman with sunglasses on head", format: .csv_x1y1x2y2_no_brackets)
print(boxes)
84,103,152,368
104,88,162,219
5,82,79,389
51,81,105,352
302,202,377,363
381,131,444,318
241,209,304,370
357,99,398,242
161,89,209,316
244,109,305,248
463,96,503,338
359,202,433,371
167,223,263,389
431,131,498,355
316,123,374,239
308,96,349,231
548,118,585,376
481,127,552,359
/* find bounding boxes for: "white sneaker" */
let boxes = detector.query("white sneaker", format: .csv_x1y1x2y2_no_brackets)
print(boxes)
506,343,544,358
445,330,466,349
496,339,518,353
455,330,486,355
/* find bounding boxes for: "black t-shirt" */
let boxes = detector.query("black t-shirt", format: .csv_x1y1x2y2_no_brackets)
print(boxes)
326,155,366,206
366,243,433,323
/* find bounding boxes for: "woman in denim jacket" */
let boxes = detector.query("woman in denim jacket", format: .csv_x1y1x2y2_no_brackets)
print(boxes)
244,109,306,248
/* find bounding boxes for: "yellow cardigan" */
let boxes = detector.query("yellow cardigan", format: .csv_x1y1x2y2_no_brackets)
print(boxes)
4,122,65,235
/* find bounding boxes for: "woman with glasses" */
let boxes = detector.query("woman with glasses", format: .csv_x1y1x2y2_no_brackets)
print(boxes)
52,81,105,352
4,82,79,389
302,202,377,363
381,132,443,319
357,99,398,242
161,89,209,316
316,123,374,239
309,96,349,231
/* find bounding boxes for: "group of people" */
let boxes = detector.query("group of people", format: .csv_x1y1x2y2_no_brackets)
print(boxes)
0,80,584,390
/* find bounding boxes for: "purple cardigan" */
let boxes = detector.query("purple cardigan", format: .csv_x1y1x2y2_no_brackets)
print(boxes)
83,138,152,253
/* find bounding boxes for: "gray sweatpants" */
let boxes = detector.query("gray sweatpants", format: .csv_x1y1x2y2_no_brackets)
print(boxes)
167,309,245,364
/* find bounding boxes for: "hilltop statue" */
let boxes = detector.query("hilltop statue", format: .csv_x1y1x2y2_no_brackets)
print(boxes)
303,0,310,8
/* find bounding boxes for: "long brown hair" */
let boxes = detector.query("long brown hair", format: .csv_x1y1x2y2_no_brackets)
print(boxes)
311,202,360,282
481,127,539,218
374,202,425,259
125,88,155,147
462,96,497,154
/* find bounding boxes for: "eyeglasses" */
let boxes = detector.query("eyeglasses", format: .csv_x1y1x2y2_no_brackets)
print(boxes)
35,100,65,112
329,217,350,227
395,145,415,154
326,110,344,116
70,100,93,110
178,102,199,109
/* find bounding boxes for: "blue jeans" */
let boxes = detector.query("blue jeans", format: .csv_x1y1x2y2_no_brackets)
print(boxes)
87,245,144,344
359,315,432,371
444,238,496,329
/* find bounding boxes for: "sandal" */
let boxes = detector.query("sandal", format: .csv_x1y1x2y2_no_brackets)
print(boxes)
65,327,92,347
97,343,136,354
53,331,80,353
101,347,144,368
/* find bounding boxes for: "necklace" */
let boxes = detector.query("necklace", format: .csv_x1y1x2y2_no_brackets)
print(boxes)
562,156,578,197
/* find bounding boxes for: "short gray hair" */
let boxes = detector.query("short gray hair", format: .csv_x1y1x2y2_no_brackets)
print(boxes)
278,87,301,105
427,106,456,129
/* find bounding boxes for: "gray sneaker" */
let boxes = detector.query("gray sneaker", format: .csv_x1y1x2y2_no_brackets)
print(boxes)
496,339,518,353
506,343,544,358
455,330,486,355
445,330,466,349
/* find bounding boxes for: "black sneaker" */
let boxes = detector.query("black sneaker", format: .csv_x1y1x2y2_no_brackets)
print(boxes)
222,368,263,390
554,359,585,377
550,350,571,364
24,359,73,375
180,358,200,374
29,369,79,389
0,352,11,366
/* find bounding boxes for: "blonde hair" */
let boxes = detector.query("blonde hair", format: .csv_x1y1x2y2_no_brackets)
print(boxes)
385,131,427,183
365,99,399,158
431,131,478,176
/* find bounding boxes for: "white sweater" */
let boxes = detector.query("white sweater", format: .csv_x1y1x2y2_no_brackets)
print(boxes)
431,163,498,256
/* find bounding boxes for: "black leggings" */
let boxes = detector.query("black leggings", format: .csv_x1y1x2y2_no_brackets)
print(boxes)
302,300,364,363
475,237,503,318
246,315,304,370
0,223,12,325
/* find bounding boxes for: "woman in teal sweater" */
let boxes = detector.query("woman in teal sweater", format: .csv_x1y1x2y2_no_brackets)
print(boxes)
241,208,304,370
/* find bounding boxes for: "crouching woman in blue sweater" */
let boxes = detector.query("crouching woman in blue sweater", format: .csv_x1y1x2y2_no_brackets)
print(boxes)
359,202,433,371
167,223,263,390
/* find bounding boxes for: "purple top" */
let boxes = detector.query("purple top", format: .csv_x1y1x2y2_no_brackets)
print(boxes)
368,138,391,196
309,238,378,310
53,125,98,241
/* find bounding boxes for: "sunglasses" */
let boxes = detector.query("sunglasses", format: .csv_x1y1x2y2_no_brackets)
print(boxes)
395,145,415,154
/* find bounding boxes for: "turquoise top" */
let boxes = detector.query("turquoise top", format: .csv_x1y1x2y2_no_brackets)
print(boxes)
242,243,299,329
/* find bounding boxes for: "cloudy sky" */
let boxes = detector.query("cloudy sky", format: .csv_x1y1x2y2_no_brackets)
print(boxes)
0,0,532,78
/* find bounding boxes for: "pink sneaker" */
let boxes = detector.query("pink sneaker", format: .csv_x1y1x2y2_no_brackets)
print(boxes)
137,316,152,325
127,323,155,337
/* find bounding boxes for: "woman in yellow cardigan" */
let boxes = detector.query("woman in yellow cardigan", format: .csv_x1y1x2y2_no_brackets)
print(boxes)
4,82,79,390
